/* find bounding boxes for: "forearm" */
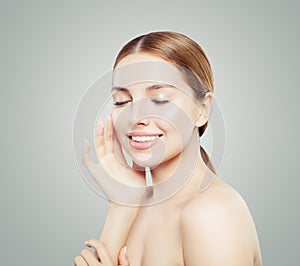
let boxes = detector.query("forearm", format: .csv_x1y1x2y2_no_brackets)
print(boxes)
99,202,139,263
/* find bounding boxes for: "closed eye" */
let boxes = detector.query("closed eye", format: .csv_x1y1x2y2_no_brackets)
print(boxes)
113,100,132,106
151,99,170,105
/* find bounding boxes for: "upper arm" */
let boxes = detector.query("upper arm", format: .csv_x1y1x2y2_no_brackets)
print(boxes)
181,195,255,266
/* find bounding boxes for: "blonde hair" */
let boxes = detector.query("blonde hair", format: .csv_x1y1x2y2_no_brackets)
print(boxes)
114,31,216,174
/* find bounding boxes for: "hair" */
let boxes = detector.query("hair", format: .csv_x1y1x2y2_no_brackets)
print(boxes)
113,31,216,174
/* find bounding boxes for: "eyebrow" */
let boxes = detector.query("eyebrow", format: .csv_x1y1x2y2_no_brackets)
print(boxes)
111,83,176,93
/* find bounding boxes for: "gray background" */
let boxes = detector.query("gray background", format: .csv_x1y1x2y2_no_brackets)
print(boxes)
0,0,299,265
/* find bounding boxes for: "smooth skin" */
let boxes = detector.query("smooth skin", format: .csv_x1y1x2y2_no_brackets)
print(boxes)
77,116,143,265
74,239,129,266
75,53,263,266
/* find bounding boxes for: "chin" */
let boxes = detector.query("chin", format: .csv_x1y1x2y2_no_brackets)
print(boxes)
130,153,164,169
130,148,181,170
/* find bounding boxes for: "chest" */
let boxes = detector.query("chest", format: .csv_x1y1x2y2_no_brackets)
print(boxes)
125,203,185,266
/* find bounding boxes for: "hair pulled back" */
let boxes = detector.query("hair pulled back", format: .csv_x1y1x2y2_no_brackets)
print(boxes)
114,31,216,174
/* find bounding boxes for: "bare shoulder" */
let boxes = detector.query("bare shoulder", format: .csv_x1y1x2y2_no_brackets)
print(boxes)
181,177,253,224
180,177,262,265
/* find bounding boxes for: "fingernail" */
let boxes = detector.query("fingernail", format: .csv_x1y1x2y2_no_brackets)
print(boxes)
84,240,89,246
123,246,127,255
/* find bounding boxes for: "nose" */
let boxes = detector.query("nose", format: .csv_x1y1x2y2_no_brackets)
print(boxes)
134,117,150,127
127,100,150,127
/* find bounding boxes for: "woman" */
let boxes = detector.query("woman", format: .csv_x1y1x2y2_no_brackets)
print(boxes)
74,31,263,266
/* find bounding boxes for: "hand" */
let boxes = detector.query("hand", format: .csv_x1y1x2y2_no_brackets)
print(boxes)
82,115,146,197
74,239,129,266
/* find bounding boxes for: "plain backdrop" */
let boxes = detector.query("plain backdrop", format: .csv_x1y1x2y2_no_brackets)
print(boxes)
0,0,299,265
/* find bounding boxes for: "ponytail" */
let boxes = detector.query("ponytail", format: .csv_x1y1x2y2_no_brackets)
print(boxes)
200,145,217,175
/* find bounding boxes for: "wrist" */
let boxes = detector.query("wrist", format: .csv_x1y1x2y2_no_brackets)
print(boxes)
108,203,140,221
109,201,140,211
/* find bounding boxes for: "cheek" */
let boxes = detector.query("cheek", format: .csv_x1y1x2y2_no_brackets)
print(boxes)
112,100,196,147
179,99,200,123
155,112,195,148
112,111,126,140
111,108,121,121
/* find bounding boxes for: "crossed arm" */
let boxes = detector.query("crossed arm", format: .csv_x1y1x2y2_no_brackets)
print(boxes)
74,203,139,266
75,190,262,266
99,203,139,264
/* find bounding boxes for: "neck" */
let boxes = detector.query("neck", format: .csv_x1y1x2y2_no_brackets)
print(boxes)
150,130,201,183
145,131,216,204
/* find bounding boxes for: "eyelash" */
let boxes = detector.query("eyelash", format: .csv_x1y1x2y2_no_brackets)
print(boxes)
151,99,170,105
113,99,170,106
113,100,131,106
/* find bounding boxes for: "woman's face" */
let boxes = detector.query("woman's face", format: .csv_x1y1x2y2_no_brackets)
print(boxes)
111,53,206,168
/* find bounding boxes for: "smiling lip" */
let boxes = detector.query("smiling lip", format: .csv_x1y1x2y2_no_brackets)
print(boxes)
127,132,162,150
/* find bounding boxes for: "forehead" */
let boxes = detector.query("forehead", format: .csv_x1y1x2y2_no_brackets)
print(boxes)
111,82,178,94
112,60,193,97
116,53,165,67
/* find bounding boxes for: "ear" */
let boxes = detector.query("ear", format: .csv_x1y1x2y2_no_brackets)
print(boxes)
195,92,213,127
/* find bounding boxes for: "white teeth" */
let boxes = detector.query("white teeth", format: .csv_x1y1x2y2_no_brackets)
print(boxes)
131,135,159,142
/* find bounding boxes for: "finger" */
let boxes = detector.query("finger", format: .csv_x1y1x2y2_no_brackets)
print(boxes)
82,139,96,170
94,119,105,159
118,246,129,266
82,138,91,165
86,239,114,266
80,249,100,265
104,115,114,154
74,255,87,266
